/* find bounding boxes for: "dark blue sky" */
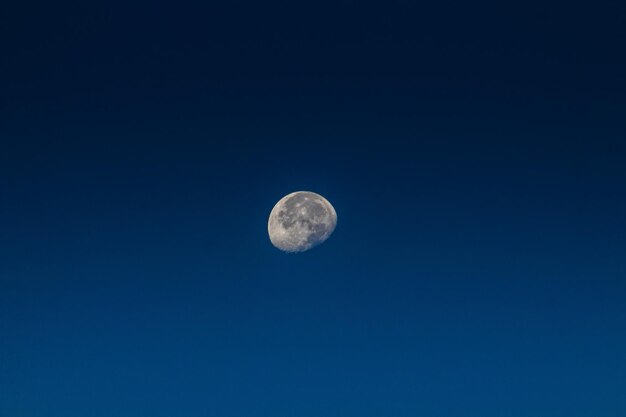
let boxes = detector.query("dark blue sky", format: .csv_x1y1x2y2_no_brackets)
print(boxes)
1,1,625,416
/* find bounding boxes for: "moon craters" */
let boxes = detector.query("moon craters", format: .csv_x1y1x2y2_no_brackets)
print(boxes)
268,191,337,253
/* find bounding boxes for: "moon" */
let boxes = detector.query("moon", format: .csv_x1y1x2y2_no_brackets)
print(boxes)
268,191,337,253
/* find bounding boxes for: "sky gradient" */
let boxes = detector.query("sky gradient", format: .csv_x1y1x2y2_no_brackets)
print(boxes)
1,1,626,416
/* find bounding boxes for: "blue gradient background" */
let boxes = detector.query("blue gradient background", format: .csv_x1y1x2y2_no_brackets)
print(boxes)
1,1,625,416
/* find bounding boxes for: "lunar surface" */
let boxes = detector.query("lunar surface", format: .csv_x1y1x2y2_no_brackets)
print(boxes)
268,191,337,252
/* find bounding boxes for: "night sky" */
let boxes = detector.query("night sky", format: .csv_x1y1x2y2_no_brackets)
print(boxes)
1,1,626,416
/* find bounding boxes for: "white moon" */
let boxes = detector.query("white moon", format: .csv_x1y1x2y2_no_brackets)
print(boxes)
268,191,337,252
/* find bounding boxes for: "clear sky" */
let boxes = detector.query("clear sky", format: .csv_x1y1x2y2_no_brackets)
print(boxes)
1,1,625,416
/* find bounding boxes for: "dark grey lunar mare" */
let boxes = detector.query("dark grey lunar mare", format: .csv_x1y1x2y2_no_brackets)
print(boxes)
268,191,337,252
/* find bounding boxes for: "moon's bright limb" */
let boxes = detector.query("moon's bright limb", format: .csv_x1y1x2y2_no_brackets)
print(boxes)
268,191,337,252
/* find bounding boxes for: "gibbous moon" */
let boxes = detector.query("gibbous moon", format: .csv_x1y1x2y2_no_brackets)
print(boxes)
268,191,337,252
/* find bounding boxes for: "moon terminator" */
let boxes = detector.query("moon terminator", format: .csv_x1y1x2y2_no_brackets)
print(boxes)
268,191,337,252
